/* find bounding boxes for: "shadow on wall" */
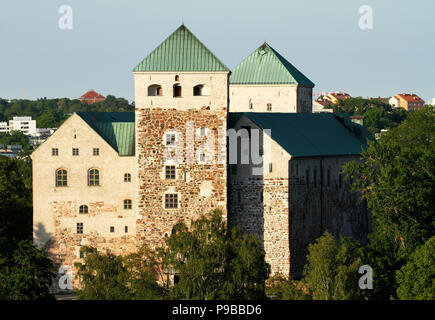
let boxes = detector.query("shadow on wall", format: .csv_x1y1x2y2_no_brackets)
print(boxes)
34,222,54,249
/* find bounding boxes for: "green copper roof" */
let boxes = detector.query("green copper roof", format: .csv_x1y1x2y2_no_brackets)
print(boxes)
230,43,314,86
229,112,374,157
76,112,135,156
133,25,229,72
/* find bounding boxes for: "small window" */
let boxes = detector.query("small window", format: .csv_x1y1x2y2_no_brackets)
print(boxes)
231,164,237,175
124,199,132,210
173,84,182,97
306,168,310,188
199,153,206,162
72,148,79,156
93,148,99,156
200,127,206,136
269,163,273,173
175,75,180,81
267,103,272,111
52,148,58,156
124,173,131,182
88,168,100,186
165,166,176,179
110,226,115,233
165,194,178,209
125,226,128,233
56,169,68,187
79,205,88,214
77,223,83,234
249,99,253,110
166,134,176,146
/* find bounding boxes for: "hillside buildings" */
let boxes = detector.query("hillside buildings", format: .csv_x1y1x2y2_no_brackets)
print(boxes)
389,93,425,111
32,25,372,289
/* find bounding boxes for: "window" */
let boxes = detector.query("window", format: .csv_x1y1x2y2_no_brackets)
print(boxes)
165,194,178,209
52,148,58,156
77,223,83,234
72,148,79,156
93,148,99,156
125,226,128,233
56,169,68,187
110,226,115,233
79,205,88,214
173,84,182,97
148,84,163,96
306,168,310,188
249,99,253,110
193,85,202,96
124,173,131,182
200,127,206,136
165,166,176,179
166,133,176,146
88,168,100,186
175,75,180,81
267,103,272,111
269,163,273,173
124,199,132,209
199,152,206,162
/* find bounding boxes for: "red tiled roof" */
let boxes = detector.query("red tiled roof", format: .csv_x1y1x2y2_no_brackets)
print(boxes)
79,90,105,101
395,93,424,103
328,92,351,100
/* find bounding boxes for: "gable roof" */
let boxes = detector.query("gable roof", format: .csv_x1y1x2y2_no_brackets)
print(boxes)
230,43,314,86
229,112,373,157
395,93,424,103
133,25,229,72
76,112,135,156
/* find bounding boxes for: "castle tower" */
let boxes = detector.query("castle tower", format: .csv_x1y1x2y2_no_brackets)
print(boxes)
229,43,314,113
133,25,230,249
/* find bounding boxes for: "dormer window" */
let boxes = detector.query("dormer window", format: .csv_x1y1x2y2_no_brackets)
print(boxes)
173,84,182,97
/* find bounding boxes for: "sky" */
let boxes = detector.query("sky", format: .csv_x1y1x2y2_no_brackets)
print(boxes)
0,0,434,103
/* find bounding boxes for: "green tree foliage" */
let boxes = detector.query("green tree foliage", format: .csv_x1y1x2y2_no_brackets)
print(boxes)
0,96,134,128
343,106,435,299
0,131,30,150
331,97,408,135
266,274,311,300
165,210,270,300
0,240,55,300
75,246,165,300
302,232,364,300
396,236,435,300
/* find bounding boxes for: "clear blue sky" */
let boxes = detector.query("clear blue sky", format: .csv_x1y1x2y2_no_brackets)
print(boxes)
0,0,434,103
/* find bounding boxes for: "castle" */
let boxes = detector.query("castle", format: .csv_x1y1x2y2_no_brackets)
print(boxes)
32,25,371,288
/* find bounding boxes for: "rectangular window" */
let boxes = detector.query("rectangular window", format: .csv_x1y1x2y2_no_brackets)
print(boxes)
125,226,128,233
200,127,206,136
124,199,132,210
165,166,176,179
93,148,99,156
110,226,115,233
267,103,272,111
165,194,178,209
77,223,83,234
72,148,79,156
166,134,176,146
269,163,273,173
52,148,58,156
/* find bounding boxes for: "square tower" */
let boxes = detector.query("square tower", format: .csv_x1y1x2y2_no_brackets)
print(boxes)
133,25,230,248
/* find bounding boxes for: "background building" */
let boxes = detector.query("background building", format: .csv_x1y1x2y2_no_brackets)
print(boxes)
389,93,425,111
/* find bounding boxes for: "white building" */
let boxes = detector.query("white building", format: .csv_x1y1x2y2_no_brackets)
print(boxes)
430,98,435,105
8,116,37,135
0,121,8,133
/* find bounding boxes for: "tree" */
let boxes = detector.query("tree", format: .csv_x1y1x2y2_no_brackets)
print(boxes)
75,246,165,300
302,232,364,300
343,106,435,299
165,210,270,300
0,240,55,300
396,236,435,300
266,274,311,300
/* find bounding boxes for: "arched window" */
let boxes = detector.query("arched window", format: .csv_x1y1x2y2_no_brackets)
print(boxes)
88,168,100,186
175,75,180,81
124,173,131,182
173,84,182,97
148,84,162,96
193,85,210,96
79,205,88,214
56,169,68,187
